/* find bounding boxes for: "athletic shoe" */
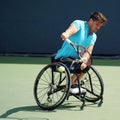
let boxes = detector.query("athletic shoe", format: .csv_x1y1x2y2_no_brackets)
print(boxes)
69,84,86,94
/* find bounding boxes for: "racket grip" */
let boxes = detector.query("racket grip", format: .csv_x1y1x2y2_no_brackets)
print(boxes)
65,39,72,43
65,39,74,46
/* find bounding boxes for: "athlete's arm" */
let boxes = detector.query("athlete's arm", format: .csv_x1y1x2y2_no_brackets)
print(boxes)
61,24,78,40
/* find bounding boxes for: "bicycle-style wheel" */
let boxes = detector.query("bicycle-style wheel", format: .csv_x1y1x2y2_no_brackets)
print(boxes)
34,62,71,110
81,65,104,102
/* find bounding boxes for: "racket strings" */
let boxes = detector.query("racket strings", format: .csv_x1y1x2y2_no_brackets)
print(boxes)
76,45,92,66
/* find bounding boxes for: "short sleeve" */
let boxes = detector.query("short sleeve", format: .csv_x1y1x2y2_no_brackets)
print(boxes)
71,20,82,31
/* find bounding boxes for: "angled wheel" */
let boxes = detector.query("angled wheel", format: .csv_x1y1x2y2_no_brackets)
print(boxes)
81,65,104,102
34,62,71,110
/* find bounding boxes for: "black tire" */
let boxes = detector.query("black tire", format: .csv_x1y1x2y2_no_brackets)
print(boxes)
34,62,71,110
81,65,104,102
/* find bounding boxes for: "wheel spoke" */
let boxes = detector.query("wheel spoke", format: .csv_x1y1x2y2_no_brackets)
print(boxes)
34,63,70,110
81,66,104,102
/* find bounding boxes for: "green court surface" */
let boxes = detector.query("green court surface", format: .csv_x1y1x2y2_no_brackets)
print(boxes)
0,56,120,120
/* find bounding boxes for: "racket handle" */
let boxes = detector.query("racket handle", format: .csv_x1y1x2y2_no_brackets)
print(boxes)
65,39,74,46
65,39,72,43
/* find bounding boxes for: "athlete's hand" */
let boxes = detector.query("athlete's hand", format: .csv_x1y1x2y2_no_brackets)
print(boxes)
79,57,87,70
80,62,87,70
61,32,69,40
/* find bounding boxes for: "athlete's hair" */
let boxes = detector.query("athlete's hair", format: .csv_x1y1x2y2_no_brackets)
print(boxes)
89,12,107,25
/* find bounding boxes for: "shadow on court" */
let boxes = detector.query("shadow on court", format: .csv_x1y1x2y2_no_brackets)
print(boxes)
0,104,77,119
0,106,53,120
0,104,77,120
0,102,101,120
59,98,104,110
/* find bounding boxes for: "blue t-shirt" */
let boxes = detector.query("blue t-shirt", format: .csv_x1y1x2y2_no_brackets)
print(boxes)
55,20,97,59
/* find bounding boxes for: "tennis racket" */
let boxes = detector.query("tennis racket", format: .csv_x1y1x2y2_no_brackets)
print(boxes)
65,39,92,66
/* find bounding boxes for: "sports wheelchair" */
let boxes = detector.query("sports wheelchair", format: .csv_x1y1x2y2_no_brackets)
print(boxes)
33,39,104,110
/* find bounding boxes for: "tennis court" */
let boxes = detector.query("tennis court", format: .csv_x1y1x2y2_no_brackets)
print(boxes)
0,56,120,120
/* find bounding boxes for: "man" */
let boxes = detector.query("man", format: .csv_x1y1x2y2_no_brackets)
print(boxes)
53,12,107,94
